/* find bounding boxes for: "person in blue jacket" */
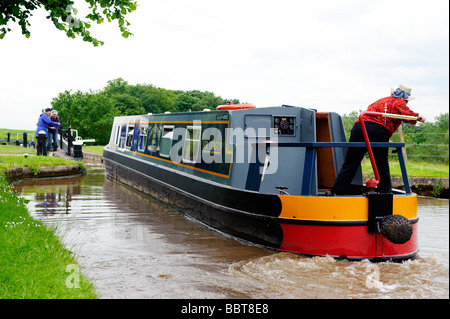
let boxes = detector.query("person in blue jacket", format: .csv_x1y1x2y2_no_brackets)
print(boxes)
46,110,61,152
35,108,60,138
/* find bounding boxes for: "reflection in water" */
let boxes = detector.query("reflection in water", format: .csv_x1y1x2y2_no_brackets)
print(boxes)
14,165,449,299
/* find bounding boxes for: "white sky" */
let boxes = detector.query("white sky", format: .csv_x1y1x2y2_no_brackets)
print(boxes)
0,0,448,130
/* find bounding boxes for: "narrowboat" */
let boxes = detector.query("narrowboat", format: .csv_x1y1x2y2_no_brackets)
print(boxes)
102,103,418,261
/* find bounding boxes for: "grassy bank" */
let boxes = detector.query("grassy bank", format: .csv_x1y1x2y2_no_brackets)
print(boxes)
83,145,105,155
0,154,86,177
0,155,97,298
361,158,449,178
0,145,37,155
0,144,103,156
0,129,35,142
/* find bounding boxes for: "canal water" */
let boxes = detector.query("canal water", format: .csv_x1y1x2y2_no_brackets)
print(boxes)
14,164,449,299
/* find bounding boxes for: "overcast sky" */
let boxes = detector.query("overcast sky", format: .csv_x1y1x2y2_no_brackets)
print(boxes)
0,0,448,131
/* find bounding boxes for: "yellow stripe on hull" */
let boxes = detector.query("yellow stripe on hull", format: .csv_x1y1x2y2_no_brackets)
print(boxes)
278,194,417,222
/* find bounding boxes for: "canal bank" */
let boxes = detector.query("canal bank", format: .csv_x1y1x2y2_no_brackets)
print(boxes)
0,154,97,298
81,151,104,164
392,177,449,198
4,164,83,183
362,175,449,198
0,152,86,184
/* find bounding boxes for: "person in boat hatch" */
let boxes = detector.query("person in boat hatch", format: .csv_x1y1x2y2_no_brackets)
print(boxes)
331,84,426,195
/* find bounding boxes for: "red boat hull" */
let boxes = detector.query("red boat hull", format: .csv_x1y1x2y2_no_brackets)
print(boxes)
279,223,418,261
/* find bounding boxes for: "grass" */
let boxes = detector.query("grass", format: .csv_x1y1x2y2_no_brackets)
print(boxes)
83,145,105,155
0,128,35,142
0,145,87,180
361,158,449,178
0,145,37,155
0,144,104,155
0,154,96,298
0,155,85,177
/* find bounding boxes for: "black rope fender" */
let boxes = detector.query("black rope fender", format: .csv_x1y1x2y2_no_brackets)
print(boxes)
380,215,413,244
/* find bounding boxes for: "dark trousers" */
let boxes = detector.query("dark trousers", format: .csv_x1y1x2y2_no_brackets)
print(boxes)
46,130,58,152
331,122,392,195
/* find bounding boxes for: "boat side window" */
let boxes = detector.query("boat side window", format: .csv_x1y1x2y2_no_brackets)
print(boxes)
119,124,127,148
160,126,174,158
138,124,148,152
115,125,121,146
183,126,201,163
125,123,134,149
110,125,117,145
147,125,161,154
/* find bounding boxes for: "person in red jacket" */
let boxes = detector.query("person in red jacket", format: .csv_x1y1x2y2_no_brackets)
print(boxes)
331,85,426,195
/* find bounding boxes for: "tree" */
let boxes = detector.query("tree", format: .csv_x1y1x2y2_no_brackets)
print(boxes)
0,0,137,46
51,89,120,144
111,93,145,115
341,110,359,141
172,90,240,113
80,92,121,144
130,84,177,114
173,92,197,112
104,77,130,95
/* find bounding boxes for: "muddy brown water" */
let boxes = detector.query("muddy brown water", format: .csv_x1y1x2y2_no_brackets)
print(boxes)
14,164,449,299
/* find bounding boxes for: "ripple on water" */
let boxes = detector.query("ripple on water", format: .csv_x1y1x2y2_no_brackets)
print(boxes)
229,253,449,299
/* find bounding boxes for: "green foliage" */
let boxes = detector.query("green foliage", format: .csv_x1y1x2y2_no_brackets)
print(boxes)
173,90,237,112
400,113,449,164
51,89,119,145
0,0,137,46
51,78,241,146
340,110,360,141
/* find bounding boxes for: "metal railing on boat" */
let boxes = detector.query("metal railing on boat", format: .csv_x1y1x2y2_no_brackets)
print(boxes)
272,141,411,196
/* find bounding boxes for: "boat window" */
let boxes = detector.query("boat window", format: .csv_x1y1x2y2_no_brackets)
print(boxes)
147,125,161,154
119,124,127,148
138,125,148,152
125,124,134,149
160,126,174,158
111,125,117,145
183,126,201,163
115,125,121,146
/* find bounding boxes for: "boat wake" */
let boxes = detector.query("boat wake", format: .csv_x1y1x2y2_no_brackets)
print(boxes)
229,252,449,299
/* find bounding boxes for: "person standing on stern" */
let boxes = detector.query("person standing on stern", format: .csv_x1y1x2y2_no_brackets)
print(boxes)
331,85,426,195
